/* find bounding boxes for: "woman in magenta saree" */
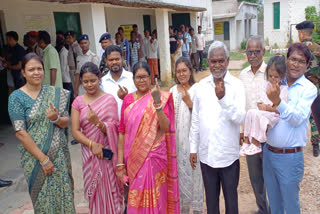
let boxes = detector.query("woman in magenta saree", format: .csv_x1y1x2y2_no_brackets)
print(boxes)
71,62,123,214
117,62,180,213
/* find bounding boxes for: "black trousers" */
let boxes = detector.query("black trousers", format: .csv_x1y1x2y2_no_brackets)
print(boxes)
200,160,240,214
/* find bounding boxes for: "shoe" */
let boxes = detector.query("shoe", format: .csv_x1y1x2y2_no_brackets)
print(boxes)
239,143,250,156
0,179,12,188
71,139,79,145
244,144,262,155
313,144,319,157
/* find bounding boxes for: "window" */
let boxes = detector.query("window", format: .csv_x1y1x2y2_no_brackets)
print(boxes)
273,2,280,29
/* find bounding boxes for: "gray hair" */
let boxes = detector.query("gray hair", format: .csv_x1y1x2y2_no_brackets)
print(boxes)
208,41,229,59
246,35,265,50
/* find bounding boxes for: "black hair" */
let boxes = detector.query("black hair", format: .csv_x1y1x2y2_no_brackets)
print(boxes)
118,27,124,32
151,29,157,35
266,55,287,80
133,24,138,28
38,31,51,44
144,29,149,33
64,31,75,37
56,30,64,36
22,53,44,70
132,61,151,78
189,27,194,32
287,43,312,66
105,45,123,58
198,25,202,29
115,32,121,37
130,31,136,36
169,26,173,30
6,31,19,41
175,56,195,85
79,62,101,79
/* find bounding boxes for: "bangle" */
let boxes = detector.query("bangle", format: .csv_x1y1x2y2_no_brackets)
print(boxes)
154,104,162,110
50,115,60,124
153,102,161,109
116,165,125,171
40,156,50,166
88,140,93,150
116,163,125,167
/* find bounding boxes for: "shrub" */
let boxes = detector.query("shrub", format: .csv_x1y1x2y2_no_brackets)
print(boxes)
241,40,247,50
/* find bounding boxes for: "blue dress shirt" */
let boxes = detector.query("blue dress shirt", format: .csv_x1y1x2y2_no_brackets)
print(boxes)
267,75,317,148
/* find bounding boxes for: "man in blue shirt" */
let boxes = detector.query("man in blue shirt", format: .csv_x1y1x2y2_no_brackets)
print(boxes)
264,43,317,214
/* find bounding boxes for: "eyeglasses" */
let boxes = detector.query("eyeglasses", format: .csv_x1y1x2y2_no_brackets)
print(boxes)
135,75,150,82
246,50,261,56
288,57,306,65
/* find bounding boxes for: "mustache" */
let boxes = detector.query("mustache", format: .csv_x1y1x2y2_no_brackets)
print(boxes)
211,67,225,73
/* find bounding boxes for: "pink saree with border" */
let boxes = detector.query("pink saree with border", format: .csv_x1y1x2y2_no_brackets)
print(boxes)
123,91,180,213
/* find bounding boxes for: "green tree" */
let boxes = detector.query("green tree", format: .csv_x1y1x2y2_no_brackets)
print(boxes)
305,6,320,44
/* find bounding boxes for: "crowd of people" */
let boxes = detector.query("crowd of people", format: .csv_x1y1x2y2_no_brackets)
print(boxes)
1,19,319,214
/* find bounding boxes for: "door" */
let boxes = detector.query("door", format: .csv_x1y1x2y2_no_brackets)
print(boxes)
172,13,190,30
223,21,230,40
53,12,82,39
143,15,151,33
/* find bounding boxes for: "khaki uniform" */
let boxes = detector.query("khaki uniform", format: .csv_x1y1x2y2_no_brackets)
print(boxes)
303,39,320,145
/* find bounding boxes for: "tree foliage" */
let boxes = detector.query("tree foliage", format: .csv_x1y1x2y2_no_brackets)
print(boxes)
305,6,320,44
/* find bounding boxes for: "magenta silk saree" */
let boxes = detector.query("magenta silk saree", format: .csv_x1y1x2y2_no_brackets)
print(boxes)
72,94,124,214
123,91,180,213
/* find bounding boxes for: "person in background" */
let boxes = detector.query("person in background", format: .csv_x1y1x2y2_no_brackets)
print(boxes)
118,27,130,70
0,31,25,89
26,31,42,57
115,32,127,67
189,41,245,214
98,32,113,76
195,26,205,72
263,43,317,214
129,31,140,70
38,31,62,88
239,35,269,214
71,62,124,214
190,28,199,72
180,25,191,58
74,34,99,97
146,30,159,84
296,20,320,157
116,61,180,213
177,31,183,58
143,29,150,61
56,32,73,105
169,26,181,77
101,45,136,118
65,31,82,91
170,57,203,213
133,24,144,61
8,53,75,213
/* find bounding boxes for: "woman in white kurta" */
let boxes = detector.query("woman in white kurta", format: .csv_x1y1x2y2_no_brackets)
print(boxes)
170,56,203,214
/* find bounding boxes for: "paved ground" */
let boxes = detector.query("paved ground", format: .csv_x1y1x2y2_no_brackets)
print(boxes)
2,62,320,213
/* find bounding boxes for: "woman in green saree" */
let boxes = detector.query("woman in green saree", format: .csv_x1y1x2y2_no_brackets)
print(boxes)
8,53,75,213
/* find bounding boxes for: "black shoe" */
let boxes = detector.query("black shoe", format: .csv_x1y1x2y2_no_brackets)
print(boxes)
71,139,79,145
0,179,12,188
313,144,319,157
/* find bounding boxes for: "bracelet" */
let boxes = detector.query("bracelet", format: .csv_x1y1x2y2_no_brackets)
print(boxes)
116,163,125,167
154,104,162,110
89,140,93,150
153,102,161,109
116,165,125,171
40,156,50,166
50,115,60,124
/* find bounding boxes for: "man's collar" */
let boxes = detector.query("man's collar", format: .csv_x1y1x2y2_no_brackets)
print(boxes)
105,68,130,81
283,74,306,86
245,61,266,74
207,70,232,85
303,39,312,43
43,44,51,52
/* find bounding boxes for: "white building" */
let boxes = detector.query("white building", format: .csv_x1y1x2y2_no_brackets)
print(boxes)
264,0,319,48
212,0,258,51
0,0,213,82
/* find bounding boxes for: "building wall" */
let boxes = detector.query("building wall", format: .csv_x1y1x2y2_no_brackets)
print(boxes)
0,0,80,46
212,0,237,15
144,0,207,9
264,0,318,48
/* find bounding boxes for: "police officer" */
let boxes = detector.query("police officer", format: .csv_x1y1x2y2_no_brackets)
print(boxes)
296,20,320,157
74,34,99,97
98,32,113,76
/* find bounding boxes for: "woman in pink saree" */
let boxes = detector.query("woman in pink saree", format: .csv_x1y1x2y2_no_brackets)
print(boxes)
71,62,123,214
117,61,180,213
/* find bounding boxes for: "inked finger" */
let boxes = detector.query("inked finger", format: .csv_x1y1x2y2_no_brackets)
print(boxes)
118,85,124,91
123,86,128,93
49,102,54,109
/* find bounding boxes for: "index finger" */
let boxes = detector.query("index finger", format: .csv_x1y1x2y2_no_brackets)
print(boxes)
49,102,54,109
118,85,124,91
88,104,93,111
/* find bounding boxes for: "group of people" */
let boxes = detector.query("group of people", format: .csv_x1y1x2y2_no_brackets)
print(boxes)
3,19,319,214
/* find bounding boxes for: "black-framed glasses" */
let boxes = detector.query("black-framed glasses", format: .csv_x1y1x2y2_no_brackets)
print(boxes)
135,75,150,82
246,50,261,56
288,57,306,66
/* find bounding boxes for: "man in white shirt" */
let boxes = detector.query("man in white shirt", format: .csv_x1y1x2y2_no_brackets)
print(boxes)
239,35,269,214
101,45,136,118
195,26,206,71
189,41,246,214
147,30,159,84
74,34,99,97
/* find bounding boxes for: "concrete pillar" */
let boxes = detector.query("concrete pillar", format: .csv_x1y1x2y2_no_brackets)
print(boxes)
230,19,237,51
155,9,171,82
190,12,197,29
79,4,106,54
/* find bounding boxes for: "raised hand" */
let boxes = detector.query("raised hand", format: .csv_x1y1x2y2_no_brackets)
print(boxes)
266,83,281,105
151,78,161,104
86,105,99,126
117,85,128,100
181,85,192,109
214,79,225,100
46,102,59,121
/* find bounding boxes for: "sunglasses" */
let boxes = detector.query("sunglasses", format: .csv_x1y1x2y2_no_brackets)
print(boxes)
246,50,261,56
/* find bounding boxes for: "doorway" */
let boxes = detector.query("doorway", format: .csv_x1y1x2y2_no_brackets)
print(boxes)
172,13,190,29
